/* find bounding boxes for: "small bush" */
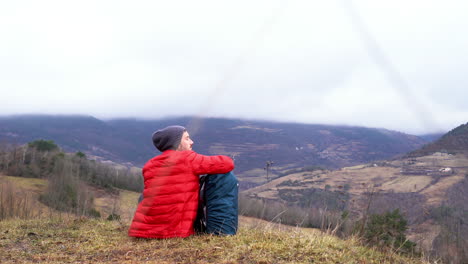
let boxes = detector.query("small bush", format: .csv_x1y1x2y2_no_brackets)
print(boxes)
88,208,101,218
106,213,121,221
363,209,416,254
75,151,86,158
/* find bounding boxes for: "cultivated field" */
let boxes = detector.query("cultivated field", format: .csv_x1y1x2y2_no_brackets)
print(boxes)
242,152,468,255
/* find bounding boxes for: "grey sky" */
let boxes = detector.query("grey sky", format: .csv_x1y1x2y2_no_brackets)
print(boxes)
1,0,467,134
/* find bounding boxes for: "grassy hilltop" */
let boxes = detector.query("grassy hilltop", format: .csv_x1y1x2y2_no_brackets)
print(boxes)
0,217,426,264
0,175,428,264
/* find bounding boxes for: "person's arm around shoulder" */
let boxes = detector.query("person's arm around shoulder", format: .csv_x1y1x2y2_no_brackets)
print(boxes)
186,151,234,175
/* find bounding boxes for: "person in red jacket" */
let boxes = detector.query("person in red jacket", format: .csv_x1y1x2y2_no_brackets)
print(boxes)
128,125,234,239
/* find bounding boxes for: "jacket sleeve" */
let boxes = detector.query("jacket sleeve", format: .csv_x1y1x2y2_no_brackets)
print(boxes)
187,151,234,175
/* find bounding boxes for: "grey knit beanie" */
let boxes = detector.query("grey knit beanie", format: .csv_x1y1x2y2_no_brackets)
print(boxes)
152,125,186,152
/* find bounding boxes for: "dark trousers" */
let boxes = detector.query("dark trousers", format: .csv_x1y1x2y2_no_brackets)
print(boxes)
195,171,238,235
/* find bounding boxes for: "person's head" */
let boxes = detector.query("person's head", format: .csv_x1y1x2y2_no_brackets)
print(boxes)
152,125,193,152
176,130,194,151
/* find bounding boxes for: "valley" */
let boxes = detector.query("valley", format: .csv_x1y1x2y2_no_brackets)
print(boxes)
243,151,468,260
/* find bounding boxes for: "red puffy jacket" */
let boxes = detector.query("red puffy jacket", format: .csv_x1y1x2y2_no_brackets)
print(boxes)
128,150,234,239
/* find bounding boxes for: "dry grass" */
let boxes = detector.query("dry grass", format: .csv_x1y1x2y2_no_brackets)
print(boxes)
1,175,47,193
0,175,430,264
0,216,429,264
118,189,140,222
0,175,53,219
420,175,465,206
379,175,433,193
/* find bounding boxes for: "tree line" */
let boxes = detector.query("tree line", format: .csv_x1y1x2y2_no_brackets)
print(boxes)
0,139,143,218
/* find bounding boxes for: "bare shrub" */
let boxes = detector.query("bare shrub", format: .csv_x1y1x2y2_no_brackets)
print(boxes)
39,157,98,217
238,194,352,234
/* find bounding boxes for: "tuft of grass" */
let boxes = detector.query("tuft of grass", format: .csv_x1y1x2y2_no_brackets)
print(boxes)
0,216,429,264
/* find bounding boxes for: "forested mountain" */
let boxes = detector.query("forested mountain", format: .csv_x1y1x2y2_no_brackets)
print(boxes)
407,122,468,157
0,115,430,188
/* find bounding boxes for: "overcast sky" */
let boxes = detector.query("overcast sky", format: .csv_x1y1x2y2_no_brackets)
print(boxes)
1,0,467,134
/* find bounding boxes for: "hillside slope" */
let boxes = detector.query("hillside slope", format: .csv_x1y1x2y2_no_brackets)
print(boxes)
242,121,468,262
0,175,428,264
407,122,468,157
0,217,428,264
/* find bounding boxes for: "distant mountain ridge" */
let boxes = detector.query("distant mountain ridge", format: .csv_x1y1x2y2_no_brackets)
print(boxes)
416,132,444,142
0,114,430,188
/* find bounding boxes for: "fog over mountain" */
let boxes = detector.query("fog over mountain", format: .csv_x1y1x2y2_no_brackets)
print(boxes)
1,1,467,134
